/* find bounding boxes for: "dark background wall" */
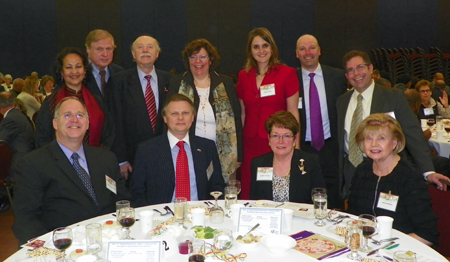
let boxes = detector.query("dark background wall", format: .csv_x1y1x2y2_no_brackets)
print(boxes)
1,0,449,79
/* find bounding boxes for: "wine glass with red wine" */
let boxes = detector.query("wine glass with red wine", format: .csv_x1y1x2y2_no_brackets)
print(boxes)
117,207,135,240
427,118,435,127
52,227,73,261
444,124,450,138
358,214,377,252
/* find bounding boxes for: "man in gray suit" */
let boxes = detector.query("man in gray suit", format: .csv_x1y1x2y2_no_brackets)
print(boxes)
0,91,34,179
337,50,449,198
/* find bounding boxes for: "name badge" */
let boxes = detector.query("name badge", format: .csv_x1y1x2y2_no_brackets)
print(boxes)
257,167,273,181
376,192,399,212
423,108,434,116
206,161,214,180
298,97,303,109
260,84,276,97
106,175,117,194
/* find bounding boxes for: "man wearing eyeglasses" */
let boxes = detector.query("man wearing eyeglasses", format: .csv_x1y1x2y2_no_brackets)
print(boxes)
12,97,130,245
85,29,123,98
337,50,450,198
295,34,347,209
108,35,172,180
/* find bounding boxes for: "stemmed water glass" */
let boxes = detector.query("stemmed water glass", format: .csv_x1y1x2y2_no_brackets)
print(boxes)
346,220,361,261
313,192,327,227
86,223,102,259
224,186,237,210
174,197,188,229
209,191,224,223
117,207,135,240
228,180,241,195
358,214,377,252
53,227,73,261
311,187,326,201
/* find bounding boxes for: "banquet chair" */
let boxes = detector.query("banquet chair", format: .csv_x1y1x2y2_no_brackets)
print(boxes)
0,140,14,209
427,183,450,257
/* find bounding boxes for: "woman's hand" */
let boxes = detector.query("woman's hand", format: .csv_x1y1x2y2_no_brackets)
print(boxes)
439,90,449,108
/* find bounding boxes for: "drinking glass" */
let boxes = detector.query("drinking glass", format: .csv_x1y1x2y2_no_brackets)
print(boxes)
311,188,326,202
444,123,450,138
209,191,224,224
224,186,237,210
53,227,73,261
117,207,135,240
174,197,188,229
427,118,435,128
393,251,417,262
214,229,233,253
358,214,377,252
346,220,361,261
313,193,327,227
116,200,130,216
228,180,241,195
188,239,206,262
86,223,102,259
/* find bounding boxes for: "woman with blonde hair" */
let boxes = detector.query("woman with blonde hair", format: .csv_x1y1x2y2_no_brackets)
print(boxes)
17,76,41,119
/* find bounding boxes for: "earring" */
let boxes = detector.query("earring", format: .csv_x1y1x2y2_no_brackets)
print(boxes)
293,143,296,148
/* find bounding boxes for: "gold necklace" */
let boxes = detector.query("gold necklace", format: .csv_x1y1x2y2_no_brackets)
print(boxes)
273,170,291,189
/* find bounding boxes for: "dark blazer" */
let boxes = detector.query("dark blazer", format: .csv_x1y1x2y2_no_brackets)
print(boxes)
86,63,124,99
249,149,325,204
167,71,243,162
0,109,35,178
108,67,172,164
336,84,434,197
12,140,130,244
129,133,225,206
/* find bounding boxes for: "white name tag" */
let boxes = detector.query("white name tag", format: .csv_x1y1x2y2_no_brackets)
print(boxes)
207,161,214,180
260,83,276,97
298,97,303,109
257,167,273,181
423,108,434,116
106,175,117,194
376,192,399,212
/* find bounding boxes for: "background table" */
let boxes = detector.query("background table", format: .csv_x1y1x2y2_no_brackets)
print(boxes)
429,137,450,158
5,200,447,262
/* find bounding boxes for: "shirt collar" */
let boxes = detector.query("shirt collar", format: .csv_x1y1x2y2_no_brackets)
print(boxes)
167,131,190,149
137,66,157,82
301,63,323,78
57,140,86,162
353,80,375,100
89,60,109,76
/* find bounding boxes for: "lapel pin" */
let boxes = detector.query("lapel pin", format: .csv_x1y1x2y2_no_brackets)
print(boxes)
298,159,306,175
197,149,202,152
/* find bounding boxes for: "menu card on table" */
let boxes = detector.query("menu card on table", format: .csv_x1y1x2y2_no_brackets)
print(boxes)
237,208,283,234
106,240,162,262
290,230,348,260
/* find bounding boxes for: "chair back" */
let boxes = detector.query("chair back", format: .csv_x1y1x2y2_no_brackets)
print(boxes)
427,183,450,256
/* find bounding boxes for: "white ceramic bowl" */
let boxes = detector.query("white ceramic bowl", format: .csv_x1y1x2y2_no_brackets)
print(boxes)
232,232,261,250
260,234,296,254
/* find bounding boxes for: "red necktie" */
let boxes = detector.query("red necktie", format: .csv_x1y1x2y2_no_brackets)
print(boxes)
175,141,190,200
99,69,106,97
144,75,157,132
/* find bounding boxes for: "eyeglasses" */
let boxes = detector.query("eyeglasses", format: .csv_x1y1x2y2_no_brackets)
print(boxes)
269,134,294,141
58,112,86,120
346,64,369,75
93,47,113,53
188,55,209,61
419,90,431,93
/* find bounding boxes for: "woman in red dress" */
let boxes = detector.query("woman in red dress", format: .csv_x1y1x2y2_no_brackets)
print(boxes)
236,28,300,199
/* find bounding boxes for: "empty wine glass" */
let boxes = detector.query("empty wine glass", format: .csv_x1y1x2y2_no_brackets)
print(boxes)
313,193,327,227
358,214,377,252
228,180,241,195
53,227,73,261
209,191,224,224
86,223,102,259
174,197,188,229
117,207,135,240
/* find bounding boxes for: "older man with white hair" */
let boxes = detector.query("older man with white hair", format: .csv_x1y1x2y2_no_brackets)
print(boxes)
108,35,172,180
1,74,13,91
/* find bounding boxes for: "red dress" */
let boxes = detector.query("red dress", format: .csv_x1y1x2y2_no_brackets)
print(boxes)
236,64,299,199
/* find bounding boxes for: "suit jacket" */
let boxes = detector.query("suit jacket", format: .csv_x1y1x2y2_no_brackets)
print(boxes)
12,140,130,244
0,109,34,178
167,71,243,161
108,67,172,164
249,149,325,204
86,63,124,99
336,84,434,197
129,133,225,206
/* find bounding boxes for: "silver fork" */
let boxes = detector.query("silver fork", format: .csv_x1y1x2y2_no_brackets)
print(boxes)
153,208,170,216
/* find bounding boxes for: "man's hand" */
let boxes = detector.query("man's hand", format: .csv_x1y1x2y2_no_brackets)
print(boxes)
439,90,449,108
120,162,133,180
427,173,449,191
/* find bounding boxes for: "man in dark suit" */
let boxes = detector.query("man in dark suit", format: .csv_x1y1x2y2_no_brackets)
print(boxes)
108,35,172,180
130,94,225,206
85,29,123,98
295,34,347,209
0,92,34,179
12,97,130,244
337,50,449,198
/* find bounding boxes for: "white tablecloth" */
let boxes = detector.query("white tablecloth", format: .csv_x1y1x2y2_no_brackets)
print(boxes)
6,200,447,262
429,137,450,158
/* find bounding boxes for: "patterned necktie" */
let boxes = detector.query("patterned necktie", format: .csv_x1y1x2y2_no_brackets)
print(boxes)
144,75,157,132
348,94,364,167
309,73,325,151
71,153,99,206
99,70,106,97
175,141,190,200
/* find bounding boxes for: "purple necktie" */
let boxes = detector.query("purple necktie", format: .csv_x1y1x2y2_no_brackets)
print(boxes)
309,73,324,151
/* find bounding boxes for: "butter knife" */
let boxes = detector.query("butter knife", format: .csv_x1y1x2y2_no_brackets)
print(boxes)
367,241,395,256
164,206,175,216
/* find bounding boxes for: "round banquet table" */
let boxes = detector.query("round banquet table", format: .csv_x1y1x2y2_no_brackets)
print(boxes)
5,200,447,262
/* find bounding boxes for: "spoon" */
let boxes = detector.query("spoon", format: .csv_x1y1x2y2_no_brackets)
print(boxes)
236,223,260,241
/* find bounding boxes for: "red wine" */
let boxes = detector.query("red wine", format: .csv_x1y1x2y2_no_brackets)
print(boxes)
427,120,435,126
119,217,135,227
445,127,450,133
189,254,205,262
362,226,375,237
54,238,72,250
